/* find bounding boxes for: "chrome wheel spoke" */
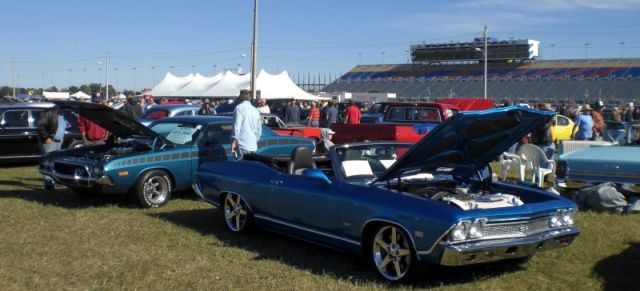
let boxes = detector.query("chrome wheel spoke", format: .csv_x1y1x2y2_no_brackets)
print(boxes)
377,254,392,270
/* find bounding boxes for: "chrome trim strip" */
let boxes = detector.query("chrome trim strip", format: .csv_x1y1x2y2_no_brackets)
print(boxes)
192,182,205,200
570,170,640,179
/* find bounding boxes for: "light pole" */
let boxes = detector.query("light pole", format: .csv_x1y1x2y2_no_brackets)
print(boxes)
133,67,137,94
620,41,625,58
550,43,555,60
381,51,385,67
358,52,362,65
584,42,590,59
475,25,488,100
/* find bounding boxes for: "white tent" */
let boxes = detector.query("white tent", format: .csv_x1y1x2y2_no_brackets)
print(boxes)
172,72,224,96
202,70,249,97
151,70,327,100
151,73,194,96
70,91,91,100
43,91,70,100
256,70,328,100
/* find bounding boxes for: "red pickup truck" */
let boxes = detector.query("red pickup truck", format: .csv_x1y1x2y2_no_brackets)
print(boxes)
330,102,460,143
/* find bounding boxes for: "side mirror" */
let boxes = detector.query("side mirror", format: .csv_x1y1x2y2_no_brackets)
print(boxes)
302,168,331,184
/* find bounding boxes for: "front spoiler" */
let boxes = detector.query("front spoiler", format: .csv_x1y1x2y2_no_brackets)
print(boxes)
439,227,579,266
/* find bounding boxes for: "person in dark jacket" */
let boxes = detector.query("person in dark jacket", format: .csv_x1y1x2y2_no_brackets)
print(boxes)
36,104,67,189
198,99,214,115
123,96,143,120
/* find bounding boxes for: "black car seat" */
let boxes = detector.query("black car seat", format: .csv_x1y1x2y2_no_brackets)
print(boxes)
287,146,317,175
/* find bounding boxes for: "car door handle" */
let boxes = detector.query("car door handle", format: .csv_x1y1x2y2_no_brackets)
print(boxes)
270,180,283,185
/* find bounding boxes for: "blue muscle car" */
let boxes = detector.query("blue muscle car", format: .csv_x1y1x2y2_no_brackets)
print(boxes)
556,145,640,190
193,106,580,282
39,101,314,208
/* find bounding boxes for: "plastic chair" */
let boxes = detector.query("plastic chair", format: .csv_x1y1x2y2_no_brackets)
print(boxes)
517,144,555,188
498,151,523,182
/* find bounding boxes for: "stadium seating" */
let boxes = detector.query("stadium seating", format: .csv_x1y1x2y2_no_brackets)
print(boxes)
326,59,640,104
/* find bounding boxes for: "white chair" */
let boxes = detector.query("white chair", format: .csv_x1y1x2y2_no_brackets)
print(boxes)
517,144,555,188
498,151,524,182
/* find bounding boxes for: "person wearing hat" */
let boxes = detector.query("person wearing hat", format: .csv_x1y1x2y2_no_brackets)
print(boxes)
572,105,594,141
198,98,214,115
590,101,605,140
316,128,335,154
531,104,556,160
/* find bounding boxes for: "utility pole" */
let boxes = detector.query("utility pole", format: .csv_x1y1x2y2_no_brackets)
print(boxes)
12,58,16,98
105,52,110,101
250,0,259,100
483,25,488,100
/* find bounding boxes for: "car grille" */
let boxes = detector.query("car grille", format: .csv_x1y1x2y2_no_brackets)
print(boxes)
483,217,551,239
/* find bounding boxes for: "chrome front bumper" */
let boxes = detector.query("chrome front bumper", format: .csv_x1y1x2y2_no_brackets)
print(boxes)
439,227,579,266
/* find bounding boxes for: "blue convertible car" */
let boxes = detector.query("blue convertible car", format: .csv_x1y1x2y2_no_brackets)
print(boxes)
193,107,580,282
39,101,314,208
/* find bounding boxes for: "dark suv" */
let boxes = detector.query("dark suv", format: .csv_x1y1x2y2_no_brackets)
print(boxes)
0,102,82,163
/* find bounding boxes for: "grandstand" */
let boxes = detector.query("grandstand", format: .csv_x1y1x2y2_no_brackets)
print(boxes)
323,38,640,105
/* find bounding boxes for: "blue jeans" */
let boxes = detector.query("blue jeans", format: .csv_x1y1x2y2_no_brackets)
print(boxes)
310,121,319,127
40,141,62,187
537,142,556,161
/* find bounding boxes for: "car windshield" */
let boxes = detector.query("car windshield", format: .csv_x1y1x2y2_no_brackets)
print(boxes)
335,144,412,180
150,122,201,145
262,115,286,128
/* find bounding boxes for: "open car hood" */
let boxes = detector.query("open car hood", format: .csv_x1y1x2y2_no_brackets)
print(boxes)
374,106,556,182
53,101,162,139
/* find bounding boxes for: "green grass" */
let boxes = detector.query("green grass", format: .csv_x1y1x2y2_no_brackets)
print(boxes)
0,164,639,290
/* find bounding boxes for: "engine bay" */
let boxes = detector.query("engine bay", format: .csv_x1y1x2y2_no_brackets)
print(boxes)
397,180,524,211
69,141,153,162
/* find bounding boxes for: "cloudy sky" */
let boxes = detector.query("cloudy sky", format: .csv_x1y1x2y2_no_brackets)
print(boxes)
1,0,639,90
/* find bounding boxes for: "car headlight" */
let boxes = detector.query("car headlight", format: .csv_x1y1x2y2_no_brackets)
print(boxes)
450,218,487,241
561,208,577,226
550,208,576,228
91,165,105,177
450,220,469,241
468,218,487,239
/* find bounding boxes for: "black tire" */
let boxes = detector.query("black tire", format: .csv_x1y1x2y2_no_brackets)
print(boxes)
72,188,96,198
222,192,255,234
369,224,419,282
133,169,172,208
67,140,85,149
511,254,535,265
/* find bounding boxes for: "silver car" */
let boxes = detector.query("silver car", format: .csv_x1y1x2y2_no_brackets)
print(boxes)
138,104,202,126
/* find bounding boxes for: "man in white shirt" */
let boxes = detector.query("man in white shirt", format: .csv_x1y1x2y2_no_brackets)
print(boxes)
256,99,270,113
231,90,262,160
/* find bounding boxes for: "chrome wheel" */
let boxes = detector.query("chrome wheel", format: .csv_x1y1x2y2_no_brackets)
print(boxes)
372,225,414,281
223,193,252,233
134,170,171,208
144,176,169,204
